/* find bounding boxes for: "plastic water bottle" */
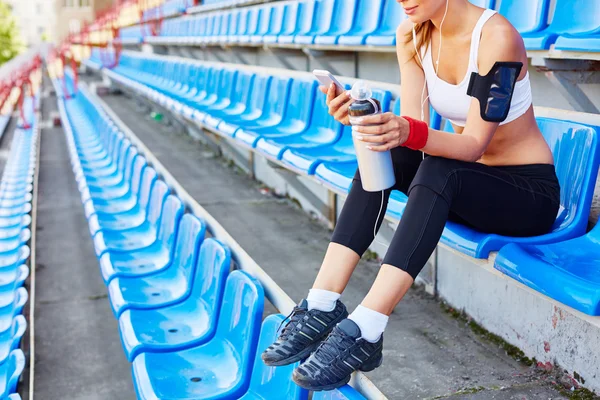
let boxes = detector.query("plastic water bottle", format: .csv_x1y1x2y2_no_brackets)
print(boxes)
348,81,396,192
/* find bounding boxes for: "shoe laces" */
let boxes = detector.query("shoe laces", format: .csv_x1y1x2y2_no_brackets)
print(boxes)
278,306,307,339
315,328,355,364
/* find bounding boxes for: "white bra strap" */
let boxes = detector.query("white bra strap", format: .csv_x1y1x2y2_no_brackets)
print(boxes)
469,9,497,71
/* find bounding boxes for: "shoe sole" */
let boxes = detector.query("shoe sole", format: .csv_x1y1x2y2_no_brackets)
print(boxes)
262,309,349,367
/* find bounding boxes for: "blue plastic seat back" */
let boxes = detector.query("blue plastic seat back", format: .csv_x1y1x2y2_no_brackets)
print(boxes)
308,88,343,135
375,0,407,36
324,0,357,35
282,79,317,125
236,8,251,37
230,72,255,107
544,0,600,36
171,214,205,276
255,6,274,37
309,0,336,35
202,68,223,99
217,13,229,38
146,180,170,225
538,117,599,232
194,15,207,37
203,14,215,38
129,156,147,197
259,76,292,121
280,3,301,35
245,8,261,37
192,238,231,317
349,0,384,35
228,10,240,36
313,385,366,399
246,75,273,115
215,69,238,101
216,270,264,361
243,314,308,400
266,4,286,36
157,195,185,249
293,0,318,36
499,0,550,34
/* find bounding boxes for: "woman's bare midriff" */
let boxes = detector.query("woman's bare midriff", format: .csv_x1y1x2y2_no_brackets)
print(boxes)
451,105,554,167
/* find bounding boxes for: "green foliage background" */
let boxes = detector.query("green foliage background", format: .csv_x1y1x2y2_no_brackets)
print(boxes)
0,1,24,66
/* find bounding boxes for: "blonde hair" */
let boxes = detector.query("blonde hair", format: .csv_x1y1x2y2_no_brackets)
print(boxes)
405,20,434,64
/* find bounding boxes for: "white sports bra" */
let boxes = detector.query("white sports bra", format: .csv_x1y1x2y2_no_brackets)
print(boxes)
421,9,532,127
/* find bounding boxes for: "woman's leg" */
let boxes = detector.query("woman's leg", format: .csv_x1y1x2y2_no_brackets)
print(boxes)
360,156,560,320
311,147,424,295
293,157,559,390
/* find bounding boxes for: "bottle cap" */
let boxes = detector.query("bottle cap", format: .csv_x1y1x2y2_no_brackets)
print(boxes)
350,80,372,101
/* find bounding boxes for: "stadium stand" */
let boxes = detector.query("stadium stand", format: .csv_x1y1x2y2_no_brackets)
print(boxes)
114,0,599,58
52,73,356,398
0,91,38,398
90,51,600,261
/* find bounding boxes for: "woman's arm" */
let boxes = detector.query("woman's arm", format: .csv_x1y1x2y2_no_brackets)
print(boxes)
356,19,526,162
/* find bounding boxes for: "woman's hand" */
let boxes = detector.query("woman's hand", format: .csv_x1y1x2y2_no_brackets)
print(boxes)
354,113,411,152
320,83,353,126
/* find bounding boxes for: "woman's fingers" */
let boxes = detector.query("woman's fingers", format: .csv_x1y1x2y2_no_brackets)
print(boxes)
329,90,352,110
357,131,396,144
355,120,397,136
367,143,394,152
333,99,354,120
326,83,336,106
319,85,329,95
354,112,395,126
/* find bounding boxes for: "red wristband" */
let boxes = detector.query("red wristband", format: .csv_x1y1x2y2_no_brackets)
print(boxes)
402,116,429,150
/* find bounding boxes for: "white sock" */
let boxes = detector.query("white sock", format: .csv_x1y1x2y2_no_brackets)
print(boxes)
348,305,389,342
306,288,340,312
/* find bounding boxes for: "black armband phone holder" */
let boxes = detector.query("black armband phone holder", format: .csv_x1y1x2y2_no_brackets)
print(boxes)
466,61,523,123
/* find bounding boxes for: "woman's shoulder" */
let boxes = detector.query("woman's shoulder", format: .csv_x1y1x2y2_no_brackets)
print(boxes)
396,19,417,64
479,12,527,71
480,13,526,58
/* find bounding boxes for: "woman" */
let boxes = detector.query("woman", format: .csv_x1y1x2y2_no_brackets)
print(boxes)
262,0,560,391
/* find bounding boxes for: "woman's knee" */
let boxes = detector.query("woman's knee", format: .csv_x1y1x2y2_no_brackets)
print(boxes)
409,156,463,196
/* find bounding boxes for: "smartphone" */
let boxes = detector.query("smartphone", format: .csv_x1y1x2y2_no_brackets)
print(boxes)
313,69,345,96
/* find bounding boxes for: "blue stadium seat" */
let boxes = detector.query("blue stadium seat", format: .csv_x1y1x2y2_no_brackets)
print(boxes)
338,0,385,45
269,3,301,44
495,220,600,315
278,88,391,173
204,72,256,128
0,316,25,365
217,12,232,43
192,69,238,122
263,3,287,44
0,350,24,399
441,118,600,258
118,237,230,361
469,0,495,7
0,288,27,333
498,0,550,37
239,314,308,400
315,0,358,45
537,0,600,52
294,0,336,44
91,184,176,257
365,0,407,46
107,209,205,317
131,270,264,400
252,6,276,44
239,8,261,44
215,75,272,136
98,202,190,284
235,78,317,148
229,8,250,43
279,0,317,44
86,166,158,235
313,385,367,399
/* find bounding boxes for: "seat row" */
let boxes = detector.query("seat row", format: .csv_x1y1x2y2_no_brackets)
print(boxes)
0,96,38,400
86,50,600,316
56,72,367,399
118,0,599,53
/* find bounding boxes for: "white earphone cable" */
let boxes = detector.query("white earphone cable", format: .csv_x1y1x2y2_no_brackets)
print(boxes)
371,0,449,250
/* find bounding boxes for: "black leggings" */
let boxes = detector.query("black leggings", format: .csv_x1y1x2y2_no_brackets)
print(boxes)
331,147,561,279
